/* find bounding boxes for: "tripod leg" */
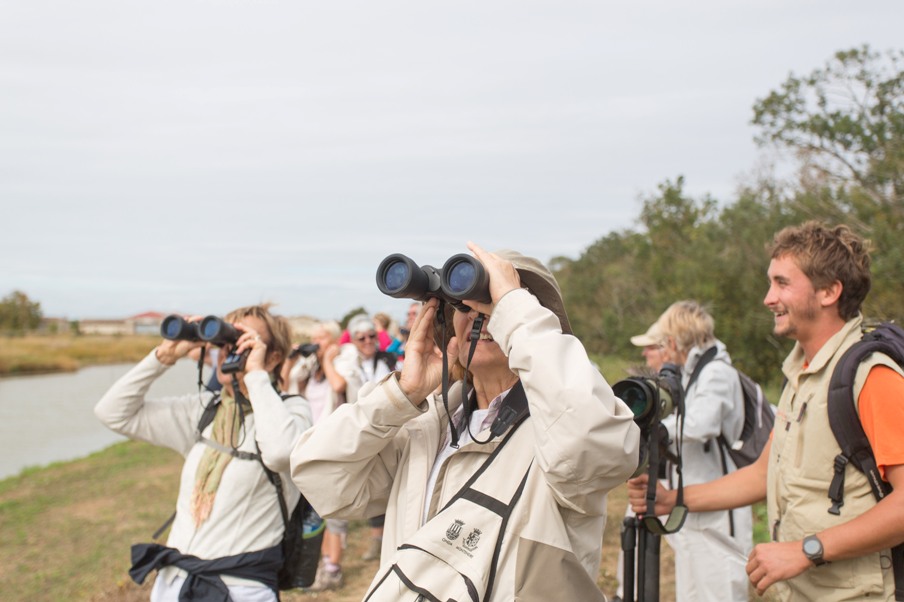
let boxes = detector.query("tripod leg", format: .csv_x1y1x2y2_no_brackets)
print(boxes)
640,527,661,602
621,516,638,602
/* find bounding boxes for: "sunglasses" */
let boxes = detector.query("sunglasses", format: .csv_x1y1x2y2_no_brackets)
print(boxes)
355,332,378,342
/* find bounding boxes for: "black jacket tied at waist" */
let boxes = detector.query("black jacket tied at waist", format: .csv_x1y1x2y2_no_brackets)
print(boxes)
129,543,282,601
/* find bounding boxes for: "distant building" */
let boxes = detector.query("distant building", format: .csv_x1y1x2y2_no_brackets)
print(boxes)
129,311,166,335
78,311,165,336
78,319,133,336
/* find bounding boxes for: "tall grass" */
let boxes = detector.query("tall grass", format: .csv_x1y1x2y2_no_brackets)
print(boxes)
0,334,157,375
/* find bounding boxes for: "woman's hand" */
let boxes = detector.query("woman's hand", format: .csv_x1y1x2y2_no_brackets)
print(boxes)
322,342,340,364
155,315,204,365
398,298,445,402
461,241,521,316
235,323,269,373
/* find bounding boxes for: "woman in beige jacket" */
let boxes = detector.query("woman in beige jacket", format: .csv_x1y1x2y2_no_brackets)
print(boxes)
291,243,640,601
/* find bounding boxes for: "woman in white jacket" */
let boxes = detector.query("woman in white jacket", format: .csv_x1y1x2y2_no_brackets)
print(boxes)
291,243,640,601
655,300,753,602
95,304,312,601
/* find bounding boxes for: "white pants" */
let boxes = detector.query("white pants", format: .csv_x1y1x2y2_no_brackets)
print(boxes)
669,507,752,602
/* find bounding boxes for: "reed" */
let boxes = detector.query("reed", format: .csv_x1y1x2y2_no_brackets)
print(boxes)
0,334,157,376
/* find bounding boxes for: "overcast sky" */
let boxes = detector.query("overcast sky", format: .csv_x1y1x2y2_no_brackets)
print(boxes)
2,1,901,324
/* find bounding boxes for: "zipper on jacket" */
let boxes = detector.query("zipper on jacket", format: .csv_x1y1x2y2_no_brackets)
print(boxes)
796,401,808,423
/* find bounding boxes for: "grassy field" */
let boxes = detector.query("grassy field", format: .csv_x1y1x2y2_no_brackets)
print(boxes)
0,334,158,376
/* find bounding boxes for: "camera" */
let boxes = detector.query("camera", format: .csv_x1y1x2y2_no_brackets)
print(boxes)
289,343,319,359
376,253,491,311
159,314,247,373
617,366,691,593
612,363,682,432
613,363,683,478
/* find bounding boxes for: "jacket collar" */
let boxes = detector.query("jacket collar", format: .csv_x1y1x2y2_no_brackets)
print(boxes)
782,314,863,382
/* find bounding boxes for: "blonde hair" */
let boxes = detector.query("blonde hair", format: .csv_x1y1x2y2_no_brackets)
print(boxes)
657,300,715,355
224,303,292,384
315,320,342,340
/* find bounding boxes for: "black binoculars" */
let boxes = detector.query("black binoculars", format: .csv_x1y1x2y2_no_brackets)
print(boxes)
160,315,247,373
375,253,491,311
289,343,319,359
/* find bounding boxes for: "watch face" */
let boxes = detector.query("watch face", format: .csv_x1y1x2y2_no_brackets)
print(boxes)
803,537,822,556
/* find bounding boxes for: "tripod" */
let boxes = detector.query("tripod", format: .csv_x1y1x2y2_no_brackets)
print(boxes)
620,423,685,602
612,364,686,602
621,512,663,602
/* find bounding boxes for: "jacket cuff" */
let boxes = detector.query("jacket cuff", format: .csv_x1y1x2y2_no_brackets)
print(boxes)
385,371,427,409
358,372,427,427
148,349,174,372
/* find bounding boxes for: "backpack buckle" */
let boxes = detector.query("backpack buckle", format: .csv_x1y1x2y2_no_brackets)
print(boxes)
828,454,848,516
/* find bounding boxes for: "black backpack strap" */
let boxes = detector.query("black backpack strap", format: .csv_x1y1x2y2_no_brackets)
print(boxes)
685,345,717,393
256,392,305,532
255,443,290,530
684,345,741,535
685,346,717,454
197,393,221,434
827,324,904,601
826,337,898,514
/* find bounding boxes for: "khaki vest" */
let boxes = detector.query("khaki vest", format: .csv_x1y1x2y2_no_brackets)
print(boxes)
767,316,901,601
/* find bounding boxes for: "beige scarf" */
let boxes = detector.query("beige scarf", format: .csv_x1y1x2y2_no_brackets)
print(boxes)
190,394,252,527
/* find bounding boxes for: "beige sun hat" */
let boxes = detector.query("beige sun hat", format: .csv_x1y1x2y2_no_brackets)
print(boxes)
495,249,571,334
630,321,663,347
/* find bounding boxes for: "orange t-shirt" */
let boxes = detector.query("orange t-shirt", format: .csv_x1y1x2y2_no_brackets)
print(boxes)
858,365,904,480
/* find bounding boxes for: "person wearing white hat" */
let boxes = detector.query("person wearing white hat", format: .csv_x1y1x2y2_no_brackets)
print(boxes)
612,319,669,602
630,321,667,375
632,300,752,602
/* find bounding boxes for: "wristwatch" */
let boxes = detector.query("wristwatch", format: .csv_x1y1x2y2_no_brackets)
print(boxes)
802,535,827,566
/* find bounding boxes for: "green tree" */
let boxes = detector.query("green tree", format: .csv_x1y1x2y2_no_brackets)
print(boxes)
555,46,904,390
0,290,43,334
340,306,368,330
752,45,904,208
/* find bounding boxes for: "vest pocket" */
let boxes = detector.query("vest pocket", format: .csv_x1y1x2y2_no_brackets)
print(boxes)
805,553,885,595
364,544,481,602
779,506,885,596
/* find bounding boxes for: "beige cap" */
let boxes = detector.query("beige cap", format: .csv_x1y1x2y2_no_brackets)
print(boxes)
630,322,663,347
